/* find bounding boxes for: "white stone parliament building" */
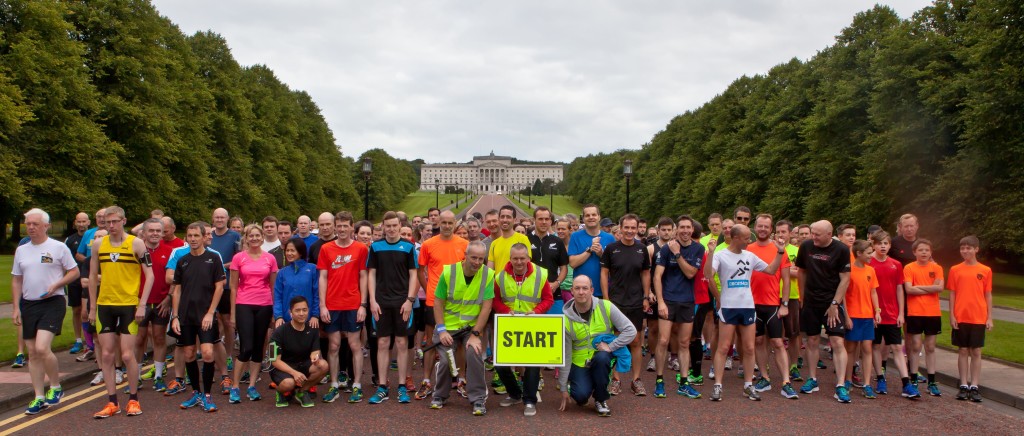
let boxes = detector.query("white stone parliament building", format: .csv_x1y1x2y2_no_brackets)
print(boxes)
419,152,563,194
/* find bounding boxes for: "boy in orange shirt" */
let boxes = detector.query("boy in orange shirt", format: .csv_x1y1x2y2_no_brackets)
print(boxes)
843,240,881,399
903,239,944,396
948,235,993,402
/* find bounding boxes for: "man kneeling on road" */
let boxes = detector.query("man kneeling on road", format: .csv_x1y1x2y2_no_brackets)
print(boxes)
269,296,328,408
558,276,637,417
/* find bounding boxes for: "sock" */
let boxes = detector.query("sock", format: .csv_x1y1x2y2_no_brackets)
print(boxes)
656,375,663,383
108,394,118,406
877,375,884,381
186,360,201,391
176,377,184,384
353,383,361,389
689,341,702,370
882,360,888,371
202,362,216,394
75,338,82,344
744,382,752,388
50,384,61,391
332,381,340,389
901,377,910,387
422,378,430,384
36,395,44,400
693,360,703,373
83,325,94,348
927,373,936,384
129,393,138,401
970,385,978,390
155,362,165,378
960,384,969,389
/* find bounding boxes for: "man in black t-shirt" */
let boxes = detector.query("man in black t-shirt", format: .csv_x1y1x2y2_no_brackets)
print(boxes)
65,212,91,354
170,223,226,412
528,207,569,307
794,220,852,399
600,214,651,396
308,212,337,265
269,296,327,408
890,213,919,265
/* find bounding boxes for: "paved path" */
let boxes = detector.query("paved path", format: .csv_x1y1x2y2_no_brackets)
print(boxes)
456,195,530,221
939,299,1024,323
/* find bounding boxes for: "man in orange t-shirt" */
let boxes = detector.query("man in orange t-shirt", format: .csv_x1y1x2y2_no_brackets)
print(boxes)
947,235,993,402
415,210,467,399
844,240,881,398
747,214,796,397
903,239,944,396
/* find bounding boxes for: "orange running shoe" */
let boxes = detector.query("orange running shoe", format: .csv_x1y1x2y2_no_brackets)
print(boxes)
126,399,142,416
220,377,232,395
93,402,120,419
405,376,415,391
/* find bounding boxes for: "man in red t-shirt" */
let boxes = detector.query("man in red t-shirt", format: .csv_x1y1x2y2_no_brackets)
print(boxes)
867,230,917,397
135,218,175,390
159,216,185,251
747,214,797,398
317,211,369,403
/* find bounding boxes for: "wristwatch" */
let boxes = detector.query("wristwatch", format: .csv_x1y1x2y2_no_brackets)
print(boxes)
831,300,839,306
471,330,481,337
674,252,682,259
406,297,416,303
781,301,788,307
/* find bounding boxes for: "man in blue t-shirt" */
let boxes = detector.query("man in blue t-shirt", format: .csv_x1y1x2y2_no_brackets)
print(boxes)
568,204,616,298
209,208,240,382
75,208,108,262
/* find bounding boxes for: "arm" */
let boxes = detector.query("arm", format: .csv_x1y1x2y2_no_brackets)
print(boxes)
11,275,23,325
170,284,182,334
534,282,555,314
918,280,944,293
600,267,610,304
703,256,719,302
641,268,651,310
45,267,81,299
318,269,330,322
871,286,880,324
230,269,239,324
555,264,567,285
367,268,379,319
904,282,928,295
357,270,368,322
402,267,418,317
606,304,637,350
417,268,429,298
896,283,905,327
208,279,225,330
492,288,512,315
675,254,698,279
273,272,285,322
87,239,101,321
797,268,805,303
833,272,850,304
985,291,994,330
135,240,155,320
780,265,791,305
760,250,784,276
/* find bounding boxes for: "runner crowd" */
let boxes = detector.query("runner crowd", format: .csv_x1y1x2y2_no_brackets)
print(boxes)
9,202,994,418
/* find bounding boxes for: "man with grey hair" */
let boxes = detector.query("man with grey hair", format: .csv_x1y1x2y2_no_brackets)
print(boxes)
463,216,484,242
13,208,80,415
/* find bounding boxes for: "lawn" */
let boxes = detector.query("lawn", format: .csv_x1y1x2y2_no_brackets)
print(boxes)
940,272,1024,311
506,194,583,217
394,191,474,219
0,255,10,304
1,307,79,363
936,311,1024,365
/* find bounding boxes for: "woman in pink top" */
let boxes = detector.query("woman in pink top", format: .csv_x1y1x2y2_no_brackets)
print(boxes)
229,224,279,402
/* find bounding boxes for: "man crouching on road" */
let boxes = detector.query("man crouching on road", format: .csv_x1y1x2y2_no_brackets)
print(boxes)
558,276,636,417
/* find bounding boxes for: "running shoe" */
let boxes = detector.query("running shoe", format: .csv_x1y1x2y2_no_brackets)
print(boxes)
70,341,84,355
743,384,761,401
631,378,647,396
415,381,432,400
956,385,969,400
12,353,26,368
724,357,732,371
608,378,621,396
834,385,852,403
247,386,261,401
780,382,799,399
229,388,241,404
491,372,502,387
851,373,864,388
90,372,104,386
737,364,745,379
261,358,272,373
646,357,656,372
368,386,389,404
323,386,340,403
202,394,217,412
969,387,982,402
472,401,487,416
678,383,701,399
276,391,289,407
296,390,315,408
710,384,723,401
93,402,120,419
595,401,611,417
348,386,364,403
708,366,716,380
800,378,819,394
524,403,537,417
114,369,124,384
876,377,888,395
226,357,233,372
816,360,826,369
789,365,802,382
687,370,704,386
181,391,203,409
240,371,250,384
76,349,95,362
499,396,523,407
863,385,877,399
125,400,142,416
430,398,445,409
654,378,666,398
669,357,681,372
398,385,411,403
405,376,415,391
914,372,927,384
389,359,398,371
44,386,63,405
902,383,922,399
539,376,545,391
484,358,494,371
165,379,186,396
754,377,772,393
25,398,48,415
220,377,232,395
141,366,156,380
456,380,468,398
927,382,942,397
153,378,167,392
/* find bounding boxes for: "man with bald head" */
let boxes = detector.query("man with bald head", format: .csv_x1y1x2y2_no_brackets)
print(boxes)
159,216,185,250
76,208,108,262
210,208,241,378
64,212,91,354
296,215,317,251
308,212,337,265
795,220,853,402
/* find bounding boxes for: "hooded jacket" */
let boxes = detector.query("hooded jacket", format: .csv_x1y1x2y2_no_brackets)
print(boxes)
558,295,636,391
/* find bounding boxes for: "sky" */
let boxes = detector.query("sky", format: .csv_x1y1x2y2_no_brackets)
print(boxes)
152,0,933,163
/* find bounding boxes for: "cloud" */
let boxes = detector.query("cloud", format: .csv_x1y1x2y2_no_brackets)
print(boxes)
153,0,932,162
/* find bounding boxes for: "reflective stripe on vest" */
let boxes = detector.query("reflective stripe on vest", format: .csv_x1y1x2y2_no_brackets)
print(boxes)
566,299,613,367
443,263,492,327
496,265,547,313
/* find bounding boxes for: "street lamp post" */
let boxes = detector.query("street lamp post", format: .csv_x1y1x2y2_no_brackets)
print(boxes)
455,182,459,208
362,157,373,220
435,179,440,209
623,159,633,214
550,184,553,210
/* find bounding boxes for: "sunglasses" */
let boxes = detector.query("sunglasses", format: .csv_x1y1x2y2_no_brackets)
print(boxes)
736,216,751,222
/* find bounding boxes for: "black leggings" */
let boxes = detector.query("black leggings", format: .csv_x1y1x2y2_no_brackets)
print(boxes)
235,304,272,362
690,302,713,372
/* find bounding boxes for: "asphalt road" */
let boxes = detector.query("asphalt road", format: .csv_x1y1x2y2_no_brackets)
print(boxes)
457,195,529,221
2,353,1021,435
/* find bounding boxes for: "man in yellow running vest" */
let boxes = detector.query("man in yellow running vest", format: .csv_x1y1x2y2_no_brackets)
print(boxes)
88,206,155,418
558,275,636,417
430,241,495,416
493,243,554,416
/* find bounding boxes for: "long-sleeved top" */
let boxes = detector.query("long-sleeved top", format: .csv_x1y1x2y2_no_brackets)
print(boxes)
558,296,637,391
492,262,555,315
273,259,320,321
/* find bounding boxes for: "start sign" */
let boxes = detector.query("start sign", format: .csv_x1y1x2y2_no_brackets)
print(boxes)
492,314,564,367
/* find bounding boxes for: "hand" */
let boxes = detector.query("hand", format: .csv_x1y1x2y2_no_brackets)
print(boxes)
874,313,881,325
642,298,650,313
825,305,840,328
157,299,172,318
202,313,214,331
12,310,21,326
309,317,319,329
466,335,482,355
293,372,307,386
772,238,786,251
320,306,331,323
135,305,145,323
43,284,60,298
275,318,284,329
667,240,680,255
440,331,454,347
658,303,668,320
590,243,603,257
559,392,569,411
171,318,181,335
311,351,321,363
896,314,905,328
986,319,993,331
707,238,717,252
778,305,789,318
596,342,611,353
789,265,798,275
356,306,366,323
844,316,853,331
400,300,412,321
370,302,381,321
950,316,958,330
88,307,96,324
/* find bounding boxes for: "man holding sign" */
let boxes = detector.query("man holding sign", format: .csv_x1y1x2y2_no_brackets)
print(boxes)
558,276,637,417
493,243,554,416
430,241,495,416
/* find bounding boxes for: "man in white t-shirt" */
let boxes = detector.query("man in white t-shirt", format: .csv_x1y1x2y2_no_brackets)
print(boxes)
12,208,80,415
705,224,784,402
